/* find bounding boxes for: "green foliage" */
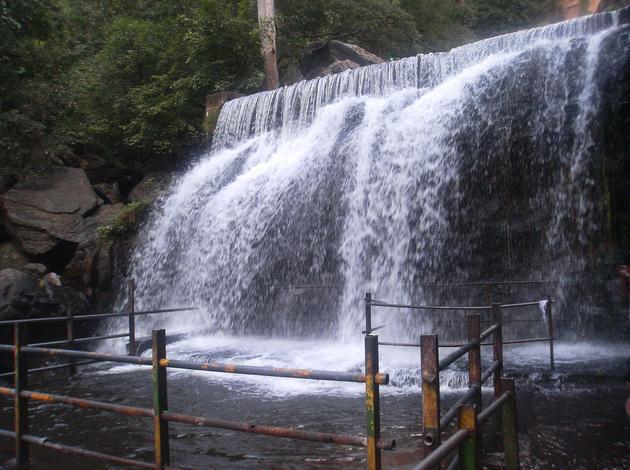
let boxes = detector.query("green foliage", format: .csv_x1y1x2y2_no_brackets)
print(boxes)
97,201,149,240
470,0,557,38
276,0,420,70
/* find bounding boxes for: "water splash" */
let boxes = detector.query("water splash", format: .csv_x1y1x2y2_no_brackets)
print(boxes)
124,9,629,343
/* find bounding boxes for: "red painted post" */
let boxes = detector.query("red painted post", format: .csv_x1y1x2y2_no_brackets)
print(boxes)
492,303,503,396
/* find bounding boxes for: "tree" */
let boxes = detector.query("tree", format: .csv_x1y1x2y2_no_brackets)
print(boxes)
258,0,279,90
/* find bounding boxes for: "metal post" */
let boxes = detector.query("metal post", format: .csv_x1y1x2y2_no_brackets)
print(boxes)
128,279,136,356
365,292,372,335
152,329,170,468
458,404,479,470
14,324,29,468
492,304,503,396
364,334,381,470
500,378,519,470
546,296,554,370
66,309,76,375
421,334,440,463
467,314,482,410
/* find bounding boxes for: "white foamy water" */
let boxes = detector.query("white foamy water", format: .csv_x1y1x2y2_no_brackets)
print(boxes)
103,10,630,388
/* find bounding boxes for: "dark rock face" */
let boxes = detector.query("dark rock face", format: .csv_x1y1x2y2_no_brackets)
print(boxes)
300,40,384,80
129,172,171,204
0,268,89,322
1,167,102,255
0,242,28,271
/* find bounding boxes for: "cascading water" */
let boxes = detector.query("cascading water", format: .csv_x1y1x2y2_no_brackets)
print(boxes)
123,9,629,355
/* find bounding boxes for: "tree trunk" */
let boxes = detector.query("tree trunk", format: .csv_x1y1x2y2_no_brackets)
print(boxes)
257,0,279,90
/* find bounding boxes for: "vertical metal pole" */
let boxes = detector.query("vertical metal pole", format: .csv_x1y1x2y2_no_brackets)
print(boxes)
128,279,136,356
467,314,482,410
14,324,29,468
365,292,372,335
500,378,519,470
546,296,555,370
152,329,170,468
421,334,440,463
458,404,479,470
364,334,381,470
492,304,503,397
66,309,76,375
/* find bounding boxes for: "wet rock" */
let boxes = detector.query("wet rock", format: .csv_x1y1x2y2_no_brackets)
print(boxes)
129,172,171,204
0,268,89,322
23,263,47,276
0,242,29,271
300,40,384,80
93,183,122,204
1,167,102,255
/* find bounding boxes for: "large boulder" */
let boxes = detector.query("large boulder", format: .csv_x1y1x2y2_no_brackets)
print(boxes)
0,268,89,322
300,40,385,80
1,167,102,255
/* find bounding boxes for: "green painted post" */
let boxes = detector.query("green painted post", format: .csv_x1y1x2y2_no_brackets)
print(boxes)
364,334,381,470
14,323,29,468
458,404,479,470
500,378,520,470
152,329,170,468
421,334,440,464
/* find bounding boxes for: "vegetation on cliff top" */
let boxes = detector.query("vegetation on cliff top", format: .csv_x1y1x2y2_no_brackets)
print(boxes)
1,0,560,180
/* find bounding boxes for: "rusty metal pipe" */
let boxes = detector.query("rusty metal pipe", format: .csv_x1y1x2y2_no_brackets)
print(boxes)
29,333,130,348
370,300,491,311
0,308,198,326
413,429,469,470
0,386,153,418
481,359,501,385
439,340,478,371
0,428,156,469
159,358,389,385
477,392,511,426
0,359,101,378
479,323,500,343
162,411,395,450
440,385,479,430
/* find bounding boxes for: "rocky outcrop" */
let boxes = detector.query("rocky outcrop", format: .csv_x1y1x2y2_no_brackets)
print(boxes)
0,268,89,322
0,242,28,271
300,40,384,80
1,167,101,255
128,172,171,204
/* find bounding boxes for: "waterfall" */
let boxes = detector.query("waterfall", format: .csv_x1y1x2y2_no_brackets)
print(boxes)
125,9,630,343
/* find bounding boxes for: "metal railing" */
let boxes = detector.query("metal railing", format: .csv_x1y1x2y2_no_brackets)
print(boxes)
366,292,557,370
364,292,551,469
0,325,394,469
0,280,197,377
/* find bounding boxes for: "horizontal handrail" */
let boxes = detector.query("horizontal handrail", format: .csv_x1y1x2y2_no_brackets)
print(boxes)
422,280,556,287
414,429,469,470
0,359,100,377
0,345,388,385
162,412,395,450
440,385,479,429
0,307,198,326
478,391,511,426
0,385,394,451
29,332,130,347
370,299,491,311
0,429,158,469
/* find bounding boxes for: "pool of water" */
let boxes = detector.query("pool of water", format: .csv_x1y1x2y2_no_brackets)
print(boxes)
0,340,628,469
